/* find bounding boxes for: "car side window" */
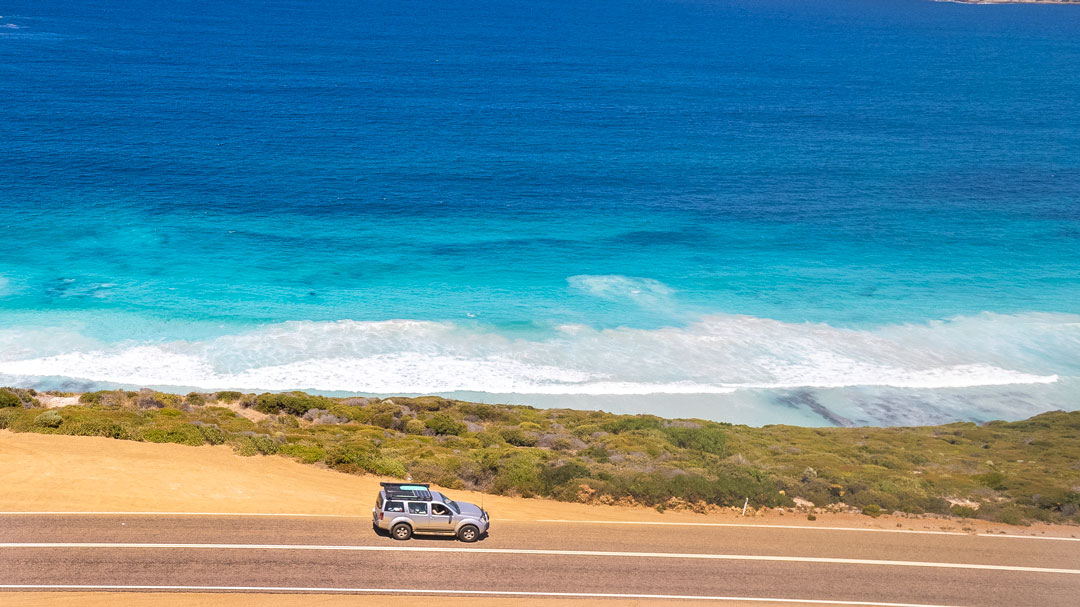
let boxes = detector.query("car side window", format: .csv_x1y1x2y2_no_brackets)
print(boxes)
384,501,404,512
432,503,449,516
408,502,428,515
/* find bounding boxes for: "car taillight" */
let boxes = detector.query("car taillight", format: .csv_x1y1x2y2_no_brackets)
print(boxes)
379,512,384,520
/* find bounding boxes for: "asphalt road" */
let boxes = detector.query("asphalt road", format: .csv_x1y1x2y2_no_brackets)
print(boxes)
1,514,1078,606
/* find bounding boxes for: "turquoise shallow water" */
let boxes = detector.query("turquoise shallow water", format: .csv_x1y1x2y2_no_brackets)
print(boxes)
1,0,1078,425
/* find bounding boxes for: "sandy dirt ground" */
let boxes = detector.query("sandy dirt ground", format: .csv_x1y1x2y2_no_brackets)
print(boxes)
1,430,1076,536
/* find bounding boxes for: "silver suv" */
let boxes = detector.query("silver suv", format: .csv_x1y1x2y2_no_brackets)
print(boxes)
372,482,490,542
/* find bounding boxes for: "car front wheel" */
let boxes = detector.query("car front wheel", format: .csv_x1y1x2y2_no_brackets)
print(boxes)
391,523,413,541
457,524,479,543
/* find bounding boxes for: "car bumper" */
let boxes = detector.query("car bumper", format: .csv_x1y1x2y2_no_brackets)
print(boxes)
372,509,391,531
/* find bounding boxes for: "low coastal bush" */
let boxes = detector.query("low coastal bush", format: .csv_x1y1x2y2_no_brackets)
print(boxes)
192,422,227,445
254,392,334,416
232,435,279,456
280,443,326,464
63,419,135,440
662,425,727,457
950,505,978,518
2,390,1078,525
79,390,126,407
602,416,662,434
499,427,538,447
861,504,883,518
0,389,23,408
34,410,64,429
1,387,40,408
425,414,466,436
0,408,23,428
141,423,206,446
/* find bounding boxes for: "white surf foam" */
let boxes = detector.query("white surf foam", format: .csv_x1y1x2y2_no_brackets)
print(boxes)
567,275,675,308
0,312,1071,395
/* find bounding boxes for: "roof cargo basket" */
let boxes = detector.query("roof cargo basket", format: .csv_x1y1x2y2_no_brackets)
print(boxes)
381,482,432,501
380,482,430,490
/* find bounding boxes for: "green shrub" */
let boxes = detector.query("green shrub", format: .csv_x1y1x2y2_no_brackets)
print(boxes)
499,427,537,447
196,423,227,445
410,396,453,411
458,403,511,421
493,452,544,497
185,392,207,407
142,424,206,446
254,392,333,416
951,505,978,518
975,470,1007,491
0,387,41,407
1034,490,1080,513
325,444,373,467
78,390,125,407
472,431,503,447
63,419,134,440
571,423,601,439
0,408,24,429
0,389,22,408
367,456,408,478
604,471,783,508
34,410,63,428
232,439,259,456
280,443,326,464
370,412,396,429
79,391,105,405
540,462,590,492
581,444,610,462
231,435,279,456
602,416,662,434
404,419,427,435
847,488,900,512
426,414,467,436
662,425,727,456
214,391,244,403
862,504,883,518
994,506,1026,526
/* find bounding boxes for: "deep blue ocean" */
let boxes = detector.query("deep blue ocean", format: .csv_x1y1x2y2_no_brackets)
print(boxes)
2,0,1078,425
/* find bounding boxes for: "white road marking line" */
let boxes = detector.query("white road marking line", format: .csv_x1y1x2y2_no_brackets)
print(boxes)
0,584,967,606
535,519,1080,541
537,519,968,535
978,534,1080,542
1,543,1076,574
1,512,1075,542
0,511,358,518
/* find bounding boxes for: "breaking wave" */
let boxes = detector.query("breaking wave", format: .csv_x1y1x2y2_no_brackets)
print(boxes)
0,312,1073,395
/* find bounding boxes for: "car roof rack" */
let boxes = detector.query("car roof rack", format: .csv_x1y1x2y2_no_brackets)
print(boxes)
381,482,432,501
381,482,431,489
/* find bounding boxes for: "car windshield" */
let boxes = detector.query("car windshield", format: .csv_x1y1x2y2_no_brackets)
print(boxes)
440,494,460,514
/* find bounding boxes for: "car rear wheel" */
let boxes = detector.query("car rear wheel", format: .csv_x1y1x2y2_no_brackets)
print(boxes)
457,524,479,543
391,523,413,541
